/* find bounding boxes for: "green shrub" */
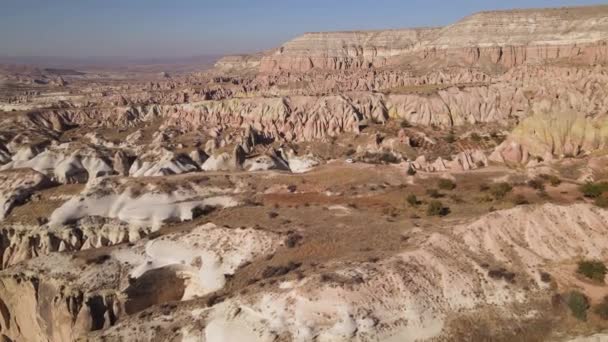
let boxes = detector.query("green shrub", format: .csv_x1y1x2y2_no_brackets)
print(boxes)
437,179,456,191
490,182,513,200
577,260,607,282
406,194,419,207
427,200,449,216
566,291,590,321
580,182,608,198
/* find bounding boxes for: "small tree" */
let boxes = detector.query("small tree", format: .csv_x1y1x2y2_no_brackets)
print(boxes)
566,291,590,321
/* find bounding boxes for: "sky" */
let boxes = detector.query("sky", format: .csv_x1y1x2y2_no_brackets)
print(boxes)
1,0,607,59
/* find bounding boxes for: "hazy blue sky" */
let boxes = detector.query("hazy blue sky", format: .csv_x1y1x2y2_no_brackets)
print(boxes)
1,0,607,58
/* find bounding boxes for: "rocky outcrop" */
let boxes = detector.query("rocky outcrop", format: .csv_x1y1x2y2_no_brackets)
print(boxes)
0,169,52,220
0,221,281,342
0,255,122,342
409,149,488,173
47,179,239,229
491,109,608,165
0,217,149,269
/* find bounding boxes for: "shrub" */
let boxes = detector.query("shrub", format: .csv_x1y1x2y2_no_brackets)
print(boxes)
580,182,608,198
406,194,419,207
566,291,590,321
262,261,302,278
489,131,506,143
488,267,516,283
577,260,607,282
449,194,465,203
527,178,545,191
595,196,608,208
407,167,417,176
540,271,552,283
539,174,561,187
445,131,456,143
470,132,482,142
426,189,442,198
438,179,456,191
285,233,303,248
479,183,490,192
594,296,608,320
427,200,449,216
400,119,411,128
490,182,513,200
512,194,529,206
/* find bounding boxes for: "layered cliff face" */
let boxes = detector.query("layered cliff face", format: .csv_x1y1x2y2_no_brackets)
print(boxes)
252,5,608,73
260,28,440,72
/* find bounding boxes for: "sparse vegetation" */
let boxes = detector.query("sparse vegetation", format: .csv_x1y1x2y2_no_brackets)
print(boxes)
595,195,608,208
490,182,513,200
488,267,516,283
577,260,607,282
445,131,456,143
512,194,529,206
539,271,552,283
579,182,608,198
406,194,419,207
438,179,456,191
594,296,608,320
527,178,545,191
400,119,411,128
285,232,303,248
262,261,302,278
426,188,442,198
539,174,561,186
427,200,449,216
566,291,590,321
470,132,482,142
